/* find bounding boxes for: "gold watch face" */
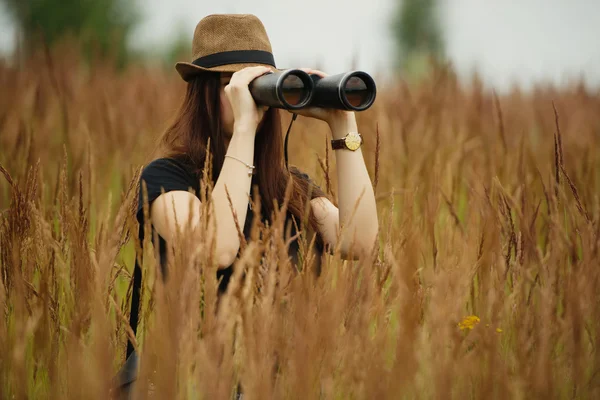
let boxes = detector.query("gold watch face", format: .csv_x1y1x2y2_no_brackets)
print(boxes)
345,132,362,151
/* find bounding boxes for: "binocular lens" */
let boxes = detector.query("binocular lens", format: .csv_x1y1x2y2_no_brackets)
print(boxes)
281,74,310,106
344,76,370,108
249,69,314,109
309,71,376,111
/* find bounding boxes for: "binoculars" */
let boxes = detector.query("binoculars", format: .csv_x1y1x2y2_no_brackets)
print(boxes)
248,69,377,111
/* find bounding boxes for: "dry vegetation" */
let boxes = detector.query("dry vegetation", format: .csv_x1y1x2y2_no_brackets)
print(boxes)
1,46,600,399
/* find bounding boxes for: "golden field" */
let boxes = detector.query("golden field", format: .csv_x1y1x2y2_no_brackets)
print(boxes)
1,46,599,399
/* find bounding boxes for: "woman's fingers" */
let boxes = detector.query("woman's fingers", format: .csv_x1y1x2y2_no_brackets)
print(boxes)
225,66,272,98
231,66,273,86
298,68,329,78
224,66,273,130
224,67,271,99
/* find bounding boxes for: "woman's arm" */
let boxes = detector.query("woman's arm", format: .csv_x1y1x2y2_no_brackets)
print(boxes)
150,126,257,268
149,66,272,268
311,112,379,259
289,67,379,259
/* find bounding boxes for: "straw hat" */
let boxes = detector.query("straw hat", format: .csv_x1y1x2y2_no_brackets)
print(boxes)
175,14,279,81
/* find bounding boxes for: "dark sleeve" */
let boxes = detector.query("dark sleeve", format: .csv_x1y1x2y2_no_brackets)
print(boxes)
137,158,200,226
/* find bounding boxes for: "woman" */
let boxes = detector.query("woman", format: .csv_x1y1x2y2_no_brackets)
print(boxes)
138,12,378,282
119,13,379,392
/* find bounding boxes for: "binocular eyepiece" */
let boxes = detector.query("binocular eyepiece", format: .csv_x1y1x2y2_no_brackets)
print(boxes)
248,69,377,111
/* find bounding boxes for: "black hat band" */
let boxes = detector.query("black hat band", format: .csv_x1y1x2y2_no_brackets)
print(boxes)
192,50,276,68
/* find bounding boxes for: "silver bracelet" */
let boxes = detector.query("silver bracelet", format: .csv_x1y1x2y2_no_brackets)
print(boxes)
225,155,255,177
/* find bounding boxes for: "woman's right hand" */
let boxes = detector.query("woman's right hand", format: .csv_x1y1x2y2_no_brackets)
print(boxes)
224,66,272,131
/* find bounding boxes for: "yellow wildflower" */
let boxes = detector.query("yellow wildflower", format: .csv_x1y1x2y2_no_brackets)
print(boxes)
458,315,480,331
496,328,503,333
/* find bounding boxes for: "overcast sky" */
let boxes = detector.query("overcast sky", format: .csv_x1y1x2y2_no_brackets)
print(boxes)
1,0,599,90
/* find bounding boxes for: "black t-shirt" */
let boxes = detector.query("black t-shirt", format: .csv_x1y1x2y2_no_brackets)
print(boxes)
136,157,324,293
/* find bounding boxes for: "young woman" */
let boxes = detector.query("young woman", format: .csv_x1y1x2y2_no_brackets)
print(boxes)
138,15,378,282
137,13,379,286
118,13,379,393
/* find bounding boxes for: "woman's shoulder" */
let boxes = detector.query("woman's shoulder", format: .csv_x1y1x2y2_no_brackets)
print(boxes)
139,156,201,194
143,156,193,171
289,165,312,181
289,166,323,186
141,156,197,179
289,166,327,199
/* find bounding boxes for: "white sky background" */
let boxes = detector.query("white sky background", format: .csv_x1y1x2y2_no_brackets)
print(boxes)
441,0,600,90
1,0,599,90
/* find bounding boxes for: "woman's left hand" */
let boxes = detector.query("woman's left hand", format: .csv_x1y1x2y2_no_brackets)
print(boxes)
290,68,355,127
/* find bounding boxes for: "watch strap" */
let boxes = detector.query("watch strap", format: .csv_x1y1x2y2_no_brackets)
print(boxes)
331,138,347,150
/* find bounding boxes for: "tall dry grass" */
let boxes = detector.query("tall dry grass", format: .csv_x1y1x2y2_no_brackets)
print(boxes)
1,45,599,399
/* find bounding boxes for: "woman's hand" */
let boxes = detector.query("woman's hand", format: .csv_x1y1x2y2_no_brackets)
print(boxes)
290,68,355,127
224,66,272,131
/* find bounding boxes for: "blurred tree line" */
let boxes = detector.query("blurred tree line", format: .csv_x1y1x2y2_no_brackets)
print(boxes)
391,0,445,77
3,0,444,74
2,0,139,67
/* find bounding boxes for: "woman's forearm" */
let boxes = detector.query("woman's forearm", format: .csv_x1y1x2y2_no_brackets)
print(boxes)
208,126,256,266
328,113,379,256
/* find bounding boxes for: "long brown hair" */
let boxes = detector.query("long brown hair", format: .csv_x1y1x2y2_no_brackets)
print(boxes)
155,71,326,245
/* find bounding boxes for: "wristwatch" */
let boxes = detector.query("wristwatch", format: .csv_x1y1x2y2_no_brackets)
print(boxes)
331,132,363,151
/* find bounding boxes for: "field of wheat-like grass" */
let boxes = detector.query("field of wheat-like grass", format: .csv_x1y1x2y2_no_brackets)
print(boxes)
1,47,599,399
